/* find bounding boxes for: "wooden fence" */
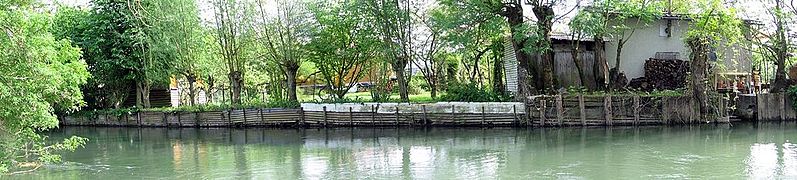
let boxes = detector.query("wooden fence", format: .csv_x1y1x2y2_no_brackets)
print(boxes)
62,95,733,127
757,93,797,121
526,95,729,126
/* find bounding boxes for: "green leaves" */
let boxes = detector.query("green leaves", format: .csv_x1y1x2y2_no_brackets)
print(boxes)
1,0,89,173
305,0,377,99
685,0,743,51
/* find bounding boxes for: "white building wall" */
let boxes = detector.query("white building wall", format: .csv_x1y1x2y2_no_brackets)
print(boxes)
605,19,691,79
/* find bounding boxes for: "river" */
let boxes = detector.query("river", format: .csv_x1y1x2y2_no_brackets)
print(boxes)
11,123,797,179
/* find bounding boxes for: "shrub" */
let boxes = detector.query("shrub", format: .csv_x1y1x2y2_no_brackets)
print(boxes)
787,86,797,111
439,83,512,102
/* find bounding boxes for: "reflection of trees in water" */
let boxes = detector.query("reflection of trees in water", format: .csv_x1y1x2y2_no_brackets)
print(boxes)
42,123,797,179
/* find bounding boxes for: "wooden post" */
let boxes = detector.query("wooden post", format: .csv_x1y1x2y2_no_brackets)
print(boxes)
780,93,786,120
259,108,264,125
323,106,328,127
226,110,231,127
422,105,428,125
163,112,167,127
451,105,456,125
371,105,376,125
300,107,306,126
556,95,563,126
137,112,141,127
481,106,486,126
349,107,353,126
395,106,400,126
579,95,586,126
604,96,613,126
243,108,247,125
633,96,640,126
512,105,519,126
177,112,182,127
539,99,546,127
195,112,200,127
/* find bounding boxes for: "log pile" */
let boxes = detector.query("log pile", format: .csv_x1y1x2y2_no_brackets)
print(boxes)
644,58,688,90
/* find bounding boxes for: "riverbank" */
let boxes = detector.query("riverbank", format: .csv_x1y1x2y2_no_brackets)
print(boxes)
62,94,747,127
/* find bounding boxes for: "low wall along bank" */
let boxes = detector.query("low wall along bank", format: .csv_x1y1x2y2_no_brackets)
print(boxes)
61,95,732,127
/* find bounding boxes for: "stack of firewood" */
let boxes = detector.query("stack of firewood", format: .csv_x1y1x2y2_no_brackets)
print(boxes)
644,58,688,90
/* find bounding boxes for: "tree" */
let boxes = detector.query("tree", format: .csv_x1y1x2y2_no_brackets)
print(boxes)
254,0,310,102
365,0,414,102
568,10,596,89
412,5,447,98
60,0,142,109
307,0,377,100
1,0,89,173
212,0,251,104
151,0,205,106
685,0,742,119
432,1,505,90
755,0,791,92
582,0,661,90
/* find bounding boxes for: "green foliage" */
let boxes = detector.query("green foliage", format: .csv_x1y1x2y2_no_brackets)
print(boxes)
1,0,90,173
787,86,797,111
439,83,511,102
410,75,430,92
73,100,301,117
306,0,377,99
684,0,743,48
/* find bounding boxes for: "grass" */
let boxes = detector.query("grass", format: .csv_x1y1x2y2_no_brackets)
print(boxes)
299,90,443,103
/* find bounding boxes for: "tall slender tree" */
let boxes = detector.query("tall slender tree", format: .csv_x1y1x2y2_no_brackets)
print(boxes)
212,0,250,104
254,0,310,102
365,0,414,102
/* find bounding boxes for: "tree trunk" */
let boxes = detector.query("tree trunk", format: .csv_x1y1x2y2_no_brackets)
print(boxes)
771,0,789,93
571,48,587,88
593,38,609,90
533,6,556,94
392,57,409,102
492,54,505,93
187,74,197,106
142,82,151,108
229,71,243,104
430,85,437,98
206,76,215,103
688,38,710,119
502,2,536,101
610,40,626,90
136,81,143,108
285,67,299,102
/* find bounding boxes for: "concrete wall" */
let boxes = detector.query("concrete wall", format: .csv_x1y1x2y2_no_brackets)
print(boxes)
301,102,526,114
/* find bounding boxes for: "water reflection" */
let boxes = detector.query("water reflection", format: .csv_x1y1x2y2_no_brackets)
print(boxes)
13,123,797,179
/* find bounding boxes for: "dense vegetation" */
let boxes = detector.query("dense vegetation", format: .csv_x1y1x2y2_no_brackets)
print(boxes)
1,0,795,174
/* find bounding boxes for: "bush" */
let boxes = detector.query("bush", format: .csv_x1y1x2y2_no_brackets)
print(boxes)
439,83,512,102
787,86,797,111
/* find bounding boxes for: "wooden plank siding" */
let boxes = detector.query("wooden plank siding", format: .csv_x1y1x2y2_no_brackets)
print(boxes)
62,95,742,127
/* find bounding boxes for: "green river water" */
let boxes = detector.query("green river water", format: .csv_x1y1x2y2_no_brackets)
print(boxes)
9,122,797,179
